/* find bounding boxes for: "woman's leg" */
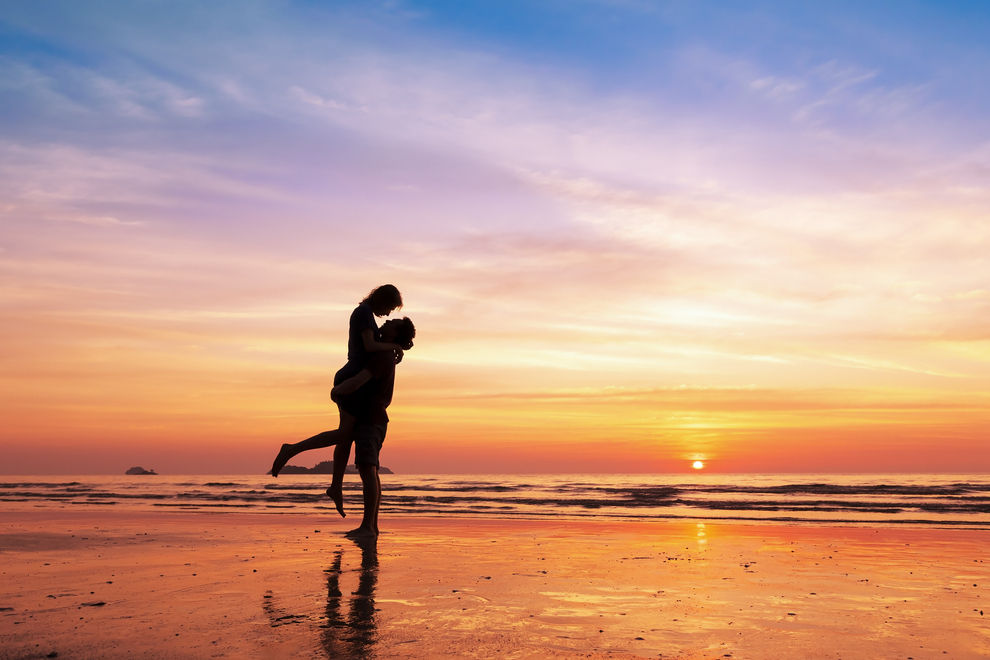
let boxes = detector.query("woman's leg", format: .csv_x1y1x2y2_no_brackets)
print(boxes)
326,410,356,517
270,412,356,477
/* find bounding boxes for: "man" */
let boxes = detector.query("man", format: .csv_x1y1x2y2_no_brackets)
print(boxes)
329,317,415,539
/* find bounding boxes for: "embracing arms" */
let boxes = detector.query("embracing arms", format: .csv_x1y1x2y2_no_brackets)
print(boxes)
360,328,404,363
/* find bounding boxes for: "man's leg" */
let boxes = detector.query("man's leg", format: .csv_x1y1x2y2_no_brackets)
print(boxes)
371,469,381,534
345,463,379,539
345,422,385,538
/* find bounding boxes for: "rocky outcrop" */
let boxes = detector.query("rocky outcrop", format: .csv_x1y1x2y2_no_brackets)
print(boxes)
125,466,158,475
271,460,393,475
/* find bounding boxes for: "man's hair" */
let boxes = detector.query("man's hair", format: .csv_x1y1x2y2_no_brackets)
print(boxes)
393,317,416,350
362,284,402,310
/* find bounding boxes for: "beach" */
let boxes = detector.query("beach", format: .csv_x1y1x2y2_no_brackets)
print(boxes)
1,509,987,659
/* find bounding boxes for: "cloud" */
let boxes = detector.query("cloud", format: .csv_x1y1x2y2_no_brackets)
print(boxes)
50,213,145,227
2,12,985,365
430,383,990,412
289,85,351,112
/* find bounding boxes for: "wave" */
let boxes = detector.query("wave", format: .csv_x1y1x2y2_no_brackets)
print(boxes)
5,492,990,513
0,482,83,488
692,483,989,495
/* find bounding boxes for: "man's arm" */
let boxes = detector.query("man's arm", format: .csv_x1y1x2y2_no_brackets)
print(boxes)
331,368,372,400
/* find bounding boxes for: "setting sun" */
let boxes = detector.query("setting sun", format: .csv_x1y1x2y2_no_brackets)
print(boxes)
692,461,705,470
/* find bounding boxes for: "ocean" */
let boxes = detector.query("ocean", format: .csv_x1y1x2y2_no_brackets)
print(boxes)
2,474,989,527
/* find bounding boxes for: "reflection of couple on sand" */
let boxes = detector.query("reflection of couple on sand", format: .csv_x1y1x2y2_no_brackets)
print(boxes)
263,536,379,656
321,536,378,657
270,284,415,539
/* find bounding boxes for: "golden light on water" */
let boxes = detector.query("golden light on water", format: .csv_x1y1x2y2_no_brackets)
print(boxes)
692,460,705,470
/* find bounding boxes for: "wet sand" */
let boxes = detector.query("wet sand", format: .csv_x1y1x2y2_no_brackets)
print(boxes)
1,510,988,659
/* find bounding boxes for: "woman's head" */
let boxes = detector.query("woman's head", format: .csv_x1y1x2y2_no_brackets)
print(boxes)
381,317,416,350
362,284,403,316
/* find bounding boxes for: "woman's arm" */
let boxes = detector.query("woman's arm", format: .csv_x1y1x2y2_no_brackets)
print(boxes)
331,369,372,400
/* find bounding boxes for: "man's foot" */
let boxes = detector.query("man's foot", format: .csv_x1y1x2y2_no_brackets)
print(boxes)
270,444,293,478
344,526,377,540
325,485,346,518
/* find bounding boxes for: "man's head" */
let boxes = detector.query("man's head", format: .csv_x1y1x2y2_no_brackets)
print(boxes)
380,317,415,350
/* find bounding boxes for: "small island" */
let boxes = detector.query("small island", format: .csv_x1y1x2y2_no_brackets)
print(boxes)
125,466,158,475
269,460,392,475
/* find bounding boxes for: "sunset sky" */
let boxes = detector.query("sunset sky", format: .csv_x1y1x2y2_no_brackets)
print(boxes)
2,1,989,474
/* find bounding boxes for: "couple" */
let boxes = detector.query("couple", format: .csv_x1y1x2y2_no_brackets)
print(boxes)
270,285,415,539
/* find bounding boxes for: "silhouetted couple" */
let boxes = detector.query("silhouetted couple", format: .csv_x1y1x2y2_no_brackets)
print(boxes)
270,285,415,539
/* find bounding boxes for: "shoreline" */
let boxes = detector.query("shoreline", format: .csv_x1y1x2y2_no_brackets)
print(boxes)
4,504,989,531
2,509,988,658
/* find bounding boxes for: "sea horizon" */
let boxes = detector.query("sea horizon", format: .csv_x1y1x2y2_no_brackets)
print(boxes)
4,470,989,476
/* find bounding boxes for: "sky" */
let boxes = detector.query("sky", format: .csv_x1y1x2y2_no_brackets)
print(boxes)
1,0,989,474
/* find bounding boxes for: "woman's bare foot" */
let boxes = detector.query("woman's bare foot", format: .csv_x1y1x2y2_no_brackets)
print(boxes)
270,444,293,478
344,526,377,539
325,485,346,518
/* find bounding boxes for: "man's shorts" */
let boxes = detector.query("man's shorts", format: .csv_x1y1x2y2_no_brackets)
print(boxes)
353,422,387,468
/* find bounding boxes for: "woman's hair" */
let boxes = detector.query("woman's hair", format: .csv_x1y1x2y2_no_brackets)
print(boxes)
393,317,416,350
362,284,403,311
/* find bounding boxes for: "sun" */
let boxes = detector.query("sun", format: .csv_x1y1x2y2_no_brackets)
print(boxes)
692,460,705,470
